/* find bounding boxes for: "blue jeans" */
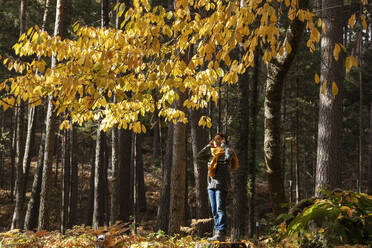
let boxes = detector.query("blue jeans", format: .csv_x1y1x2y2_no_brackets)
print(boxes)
208,189,226,232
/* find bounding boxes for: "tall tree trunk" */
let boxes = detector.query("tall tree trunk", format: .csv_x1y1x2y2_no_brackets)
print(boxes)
368,101,372,195
248,55,259,238
132,133,137,234
38,0,64,229
24,123,45,230
24,0,50,230
86,144,95,226
110,121,120,226
61,128,70,233
0,111,4,188
11,0,27,229
264,0,308,215
156,124,173,233
93,124,106,229
358,31,363,193
152,92,161,164
69,123,77,227
11,102,25,229
119,129,131,223
190,109,209,235
10,110,16,202
136,134,146,213
22,106,35,203
168,91,187,235
231,70,249,241
315,0,344,196
295,64,300,203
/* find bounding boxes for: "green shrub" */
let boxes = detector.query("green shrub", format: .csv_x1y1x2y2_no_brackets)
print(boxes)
276,190,372,247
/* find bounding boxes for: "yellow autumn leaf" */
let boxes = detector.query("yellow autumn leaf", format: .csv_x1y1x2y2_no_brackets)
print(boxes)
361,15,367,30
348,14,356,28
340,206,353,217
332,81,339,96
333,43,341,61
285,42,292,54
314,73,320,84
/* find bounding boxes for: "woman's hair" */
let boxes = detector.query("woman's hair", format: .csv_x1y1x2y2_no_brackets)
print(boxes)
214,133,228,144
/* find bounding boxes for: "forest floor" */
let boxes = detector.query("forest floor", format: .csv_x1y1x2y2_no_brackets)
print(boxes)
0,136,277,247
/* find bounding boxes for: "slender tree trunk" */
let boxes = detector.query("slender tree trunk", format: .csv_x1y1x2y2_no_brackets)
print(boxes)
11,102,25,229
24,123,45,230
38,0,64,229
358,32,363,193
69,123,77,227
190,109,209,235
110,122,120,226
132,133,137,234
86,144,95,226
368,101,372,195
248,55,259,238
156,124,173,233
295,64,300,203
93,124,106,229
168,90,188,235
10,111,16,202
61,128,70,233
152,92,161,164
11,0,27,228
231,69,249,241
264,0,308,215
22,106,35,200
136,134,146,213
315,0,344,196
119,129,131,223
0,111,4,188
54,126,60,187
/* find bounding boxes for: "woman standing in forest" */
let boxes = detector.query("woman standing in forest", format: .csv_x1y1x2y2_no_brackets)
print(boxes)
197,133,239,241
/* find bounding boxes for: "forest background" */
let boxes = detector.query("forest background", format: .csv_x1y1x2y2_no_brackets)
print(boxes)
0,0,372,247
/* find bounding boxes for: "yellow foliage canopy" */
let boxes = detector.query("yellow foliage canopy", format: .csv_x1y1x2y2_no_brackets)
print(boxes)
1,0,367,131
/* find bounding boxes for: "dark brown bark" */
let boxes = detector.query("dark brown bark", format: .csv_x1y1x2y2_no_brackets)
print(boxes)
10,110,16,202
358,33,363,193
86,144,95,226
61,128,70,233
295,64,300,203
69,123,77,227
168,90,188,235
315,0,344,196
264,0,308,215
156,124,173,233
101,0,109,28
152,92,161,164
0,111,4,188
248,56,259,238
190,109,209,236
231,69,249,241
119,129,131,223
24,125,45,230
136,134,146,213
368,101,372,195
132,133,137,234
93,124,106,229
11,0,27,228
